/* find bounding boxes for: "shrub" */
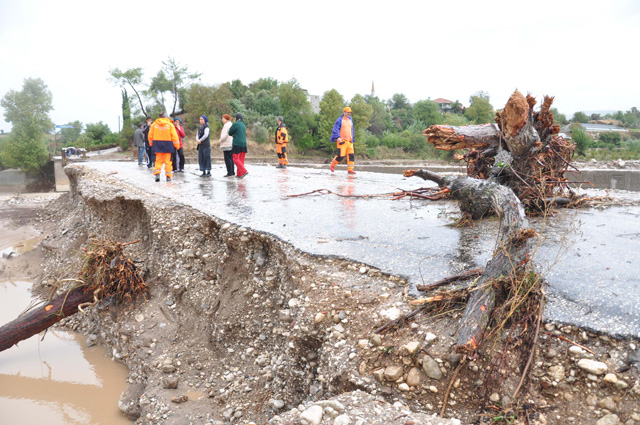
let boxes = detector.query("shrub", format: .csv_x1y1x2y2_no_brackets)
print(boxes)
252,123,269,144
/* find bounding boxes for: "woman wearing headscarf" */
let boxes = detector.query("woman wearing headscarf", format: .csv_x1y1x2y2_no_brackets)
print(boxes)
220,114,235,177
196,115,211,177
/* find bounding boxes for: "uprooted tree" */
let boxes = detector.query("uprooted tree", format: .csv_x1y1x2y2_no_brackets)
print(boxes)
380,90,585,412
0,239,147,353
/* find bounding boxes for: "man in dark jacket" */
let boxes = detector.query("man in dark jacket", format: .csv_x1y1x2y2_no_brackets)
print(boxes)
143,116,154,168
133,122,146,165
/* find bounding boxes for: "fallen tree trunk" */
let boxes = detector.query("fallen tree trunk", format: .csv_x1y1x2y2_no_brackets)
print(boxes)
408,170,535,353
424,124,501,151
0,287,93,353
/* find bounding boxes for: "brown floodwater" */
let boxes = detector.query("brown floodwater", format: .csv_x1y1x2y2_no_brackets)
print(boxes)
0,280,131,425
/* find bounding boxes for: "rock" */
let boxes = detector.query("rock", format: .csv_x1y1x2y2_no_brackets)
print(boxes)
547,365,565,382
546,348,558,358
577,359,608,375
422,355,443,380
447,352,462,367
402,341,420,355
171,395,188,403
278,309,292,322
598,396,617,412
372,368,385,382
489,393,500,402
334,414,352,425
118,383,145,420
615,380,629,390
300,405,323,425
629,349,640,365
406,367,422,387
398,383,410,391
380,307,401,321
424,332,437,344
569,345,584,355
162,376,179,389
272,399,285,409
596,414,621,425
604,373,618,384
315,312,327,324
161,363,176,373
370,334,382,346
358,339,369,349
383,365,404,381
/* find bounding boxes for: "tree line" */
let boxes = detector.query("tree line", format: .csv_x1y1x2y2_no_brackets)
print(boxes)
2,58,640,172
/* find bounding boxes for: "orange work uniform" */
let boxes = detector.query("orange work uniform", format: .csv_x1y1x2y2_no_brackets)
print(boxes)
276,123,289,166
148,117,180,178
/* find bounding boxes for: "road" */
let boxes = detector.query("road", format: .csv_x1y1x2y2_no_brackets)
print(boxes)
82,161,640,338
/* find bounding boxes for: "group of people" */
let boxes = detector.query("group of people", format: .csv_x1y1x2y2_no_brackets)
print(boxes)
132,106,357,182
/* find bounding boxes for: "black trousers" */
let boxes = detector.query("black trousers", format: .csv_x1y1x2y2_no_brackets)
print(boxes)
223,150,235,176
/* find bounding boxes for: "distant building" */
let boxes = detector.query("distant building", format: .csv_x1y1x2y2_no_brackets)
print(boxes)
302,89,320,114
579,123,628,134
433,98,454,113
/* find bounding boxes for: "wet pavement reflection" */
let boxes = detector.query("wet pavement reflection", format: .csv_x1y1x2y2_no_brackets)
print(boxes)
84,162,640,337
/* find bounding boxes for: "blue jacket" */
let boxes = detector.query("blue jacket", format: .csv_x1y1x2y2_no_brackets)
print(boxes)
330,115,355,142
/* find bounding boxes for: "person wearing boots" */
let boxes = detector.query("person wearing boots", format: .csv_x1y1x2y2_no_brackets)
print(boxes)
196,115,211,177
275,116,289,169
148,112,180,182
330,106,356,175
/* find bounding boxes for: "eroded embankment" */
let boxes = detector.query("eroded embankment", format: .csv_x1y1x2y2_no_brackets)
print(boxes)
33,165,640,425
36,165,469,425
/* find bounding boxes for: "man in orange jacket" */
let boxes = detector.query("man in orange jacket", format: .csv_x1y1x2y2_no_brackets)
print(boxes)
275,116,289,168
148,112,180,182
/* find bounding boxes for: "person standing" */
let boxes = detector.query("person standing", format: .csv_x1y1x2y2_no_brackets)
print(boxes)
143,116,154,168
148,112,180,182
275,116,289,169
133,122,146,166
196,115,212,177
330,107,356,175
228,113,248,178
220,114,235,177
172,118,186,172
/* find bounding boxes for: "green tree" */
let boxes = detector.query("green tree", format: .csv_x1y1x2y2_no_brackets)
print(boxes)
550,108,568,125
60,120,83,146
229,79,248,99
0,78,53,172
253,90,281,116
570,124,593,156
413,99,444,127
599,131,622,146
389,93,411,111
183,83,234,132
119,88,134,150
318,89,345,152
85,122,113,144
278,79,312,116
465,91,494,124
147,70,172,111
160,57,201,116
248,77,278,94
365,95,391,136
350,94,373,153
590,113,602,121
571,111,589,123
109,67,148,117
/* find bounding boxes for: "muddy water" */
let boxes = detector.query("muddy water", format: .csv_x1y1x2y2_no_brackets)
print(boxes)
0,280,131,425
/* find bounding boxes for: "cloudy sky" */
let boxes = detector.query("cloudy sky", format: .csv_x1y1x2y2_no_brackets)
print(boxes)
1,0,638,133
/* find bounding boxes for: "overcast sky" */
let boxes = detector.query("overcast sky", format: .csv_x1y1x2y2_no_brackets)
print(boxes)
1,0,638,133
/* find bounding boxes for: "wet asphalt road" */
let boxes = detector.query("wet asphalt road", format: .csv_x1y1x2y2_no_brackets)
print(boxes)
83,161,640,338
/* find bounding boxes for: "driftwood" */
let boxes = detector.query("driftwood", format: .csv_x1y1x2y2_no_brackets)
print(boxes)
0,239,146,353
0,287,94,352
409,171,536,352
424,124,501,151
415,267,485,292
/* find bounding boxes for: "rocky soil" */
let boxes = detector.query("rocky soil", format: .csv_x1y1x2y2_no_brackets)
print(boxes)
1,164,639,425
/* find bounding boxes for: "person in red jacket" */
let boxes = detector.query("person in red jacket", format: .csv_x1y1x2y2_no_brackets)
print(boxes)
172,118,186,172
148,112,180,182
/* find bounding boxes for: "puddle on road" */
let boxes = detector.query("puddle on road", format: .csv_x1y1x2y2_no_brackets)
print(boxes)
0,280,131,425
0,235,45,258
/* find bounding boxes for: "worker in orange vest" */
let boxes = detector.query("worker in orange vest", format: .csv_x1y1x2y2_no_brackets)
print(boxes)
148,111,180,182
275,116,289,168
330,107,356,175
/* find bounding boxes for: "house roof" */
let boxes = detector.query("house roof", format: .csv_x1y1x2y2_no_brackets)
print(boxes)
433,98,453,104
